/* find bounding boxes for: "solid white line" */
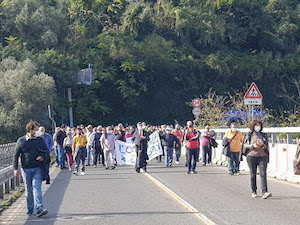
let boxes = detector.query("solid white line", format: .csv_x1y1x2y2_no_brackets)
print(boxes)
144,172,216,225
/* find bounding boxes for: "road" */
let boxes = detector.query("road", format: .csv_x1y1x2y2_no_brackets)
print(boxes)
0,159,300,225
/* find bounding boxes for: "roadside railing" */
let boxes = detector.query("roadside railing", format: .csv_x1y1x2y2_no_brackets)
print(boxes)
0,165,22,199
0,143,16,170
0,143,23,199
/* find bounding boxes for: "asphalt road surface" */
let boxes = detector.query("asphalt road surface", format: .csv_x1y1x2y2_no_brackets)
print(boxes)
1,159,300,225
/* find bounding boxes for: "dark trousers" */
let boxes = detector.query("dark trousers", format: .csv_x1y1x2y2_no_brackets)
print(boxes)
202,146,212,164
93,146,102,165
247,156,268,194
74,147,87,173
187,148,198,172
136,148,147,169
97,147,105,165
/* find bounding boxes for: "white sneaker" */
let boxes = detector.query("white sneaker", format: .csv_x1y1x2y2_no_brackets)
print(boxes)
252,193,258,198
175,161,179,165
80,172,86,176
262,192,272,199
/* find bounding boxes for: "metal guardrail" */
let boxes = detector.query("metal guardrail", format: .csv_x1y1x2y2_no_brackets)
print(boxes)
0,165,22,199
0,143,23,199
0,143,16,169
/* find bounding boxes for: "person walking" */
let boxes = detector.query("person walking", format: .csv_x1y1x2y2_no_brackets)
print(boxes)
53,127,60,167
63,129,74,171
172,124,183,164
185,121,200,174
132,122,150,173
39,126,53,184
86,125,95,166
224,122,243,175
13,121,48,217
243,120,272,199
161,126,179,167
72,127,87,176
201,126,212,166
93,125,104,167
100,126,116,170
55,125,67,169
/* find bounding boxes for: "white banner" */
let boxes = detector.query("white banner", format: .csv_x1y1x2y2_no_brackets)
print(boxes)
115,131,163,165
115,140,136,166
147,131,163,161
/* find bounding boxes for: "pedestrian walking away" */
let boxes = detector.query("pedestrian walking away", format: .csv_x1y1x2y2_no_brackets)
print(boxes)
39,126,53,184
13,121,48,217
224,122,243,175
72,127,87,176
242,120,272,199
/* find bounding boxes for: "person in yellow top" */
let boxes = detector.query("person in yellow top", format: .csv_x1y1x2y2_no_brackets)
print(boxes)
224,122,243,175
72,127,87,176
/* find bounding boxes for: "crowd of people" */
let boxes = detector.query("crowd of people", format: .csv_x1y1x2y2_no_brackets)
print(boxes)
13,119,273,217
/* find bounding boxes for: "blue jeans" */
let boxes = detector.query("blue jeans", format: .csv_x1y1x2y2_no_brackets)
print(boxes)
55,146,59,166
228,152,240,172
175,144,181,162
187,148,198,172
165,146,174,165
202,146,212,164
58,146,65,168
21,167,44,214
87,145,92,165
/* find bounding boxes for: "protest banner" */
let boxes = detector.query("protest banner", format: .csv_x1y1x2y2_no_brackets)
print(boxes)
147,131,163,161
115,140,136,166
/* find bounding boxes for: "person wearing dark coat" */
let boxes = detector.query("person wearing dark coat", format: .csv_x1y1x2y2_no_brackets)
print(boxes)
132,122,150,173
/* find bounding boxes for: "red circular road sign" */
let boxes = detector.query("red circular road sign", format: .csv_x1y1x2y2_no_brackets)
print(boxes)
192,98,201,107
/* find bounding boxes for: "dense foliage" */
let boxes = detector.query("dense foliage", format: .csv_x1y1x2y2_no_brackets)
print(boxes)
0,0,300,137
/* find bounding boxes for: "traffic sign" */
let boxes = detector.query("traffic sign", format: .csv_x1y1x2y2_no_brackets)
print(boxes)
192,98,201,107
244,82,263,105
192,107,201,116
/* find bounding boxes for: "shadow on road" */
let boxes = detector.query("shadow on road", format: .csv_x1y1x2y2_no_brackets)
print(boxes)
23,169,72,225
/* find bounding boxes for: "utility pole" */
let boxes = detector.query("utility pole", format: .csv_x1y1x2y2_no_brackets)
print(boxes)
67,88,74,127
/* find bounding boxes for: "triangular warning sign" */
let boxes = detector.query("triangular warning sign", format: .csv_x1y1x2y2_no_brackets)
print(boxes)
244,82,263,99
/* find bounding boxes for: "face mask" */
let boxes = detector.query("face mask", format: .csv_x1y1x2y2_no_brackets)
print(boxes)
107,130,112,134
138,126,142,131
142,125,146,129
254,126,261,132
34,130,42,137
166,131,170,134
231,128,237,132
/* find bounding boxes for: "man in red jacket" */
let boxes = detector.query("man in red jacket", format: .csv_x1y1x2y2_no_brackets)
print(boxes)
185,121,200,174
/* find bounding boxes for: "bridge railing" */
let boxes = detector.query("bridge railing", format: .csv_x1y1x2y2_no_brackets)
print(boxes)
203,127,300,183
0,143,23,199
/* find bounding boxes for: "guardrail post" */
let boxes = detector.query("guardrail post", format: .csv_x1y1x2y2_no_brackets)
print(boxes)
0,184,3,199
5,181,9,194
287,133,293,144
11,178,15,190
271,133,277,144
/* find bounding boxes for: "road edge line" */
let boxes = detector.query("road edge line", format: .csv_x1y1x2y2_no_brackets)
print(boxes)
143,172,216,225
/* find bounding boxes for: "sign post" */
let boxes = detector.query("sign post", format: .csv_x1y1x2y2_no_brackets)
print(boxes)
244,82,263,121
